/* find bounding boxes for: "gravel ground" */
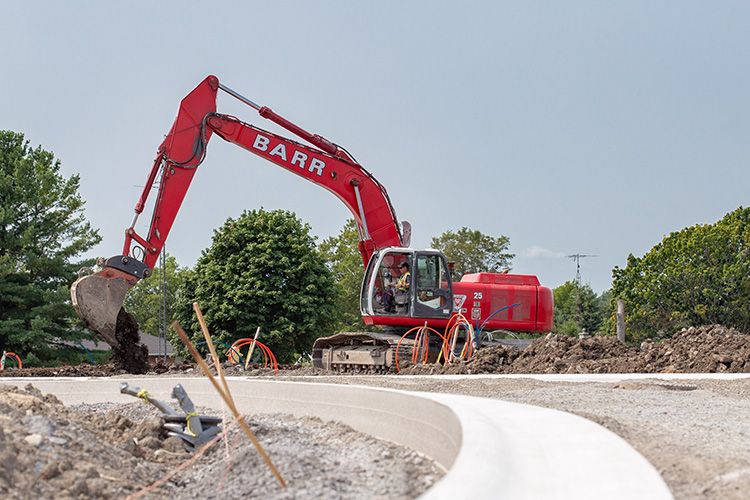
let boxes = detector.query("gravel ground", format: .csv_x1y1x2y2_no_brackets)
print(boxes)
83,402,442,499
5,322,748,499
0,384,442,499
274,374,750,500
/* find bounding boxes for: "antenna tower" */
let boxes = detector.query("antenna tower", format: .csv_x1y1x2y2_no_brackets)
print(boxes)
159,245,168,361
567,253,598,282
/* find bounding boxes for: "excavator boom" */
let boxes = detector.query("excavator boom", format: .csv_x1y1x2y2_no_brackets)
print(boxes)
72,74,554,373
72,75,405,345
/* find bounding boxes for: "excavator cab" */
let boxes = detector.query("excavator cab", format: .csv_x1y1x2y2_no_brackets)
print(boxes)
361,248,453,320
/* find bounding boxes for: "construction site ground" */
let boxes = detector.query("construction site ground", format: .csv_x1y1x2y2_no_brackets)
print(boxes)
307,374,750,500
2,324,750,499
0,384,442,499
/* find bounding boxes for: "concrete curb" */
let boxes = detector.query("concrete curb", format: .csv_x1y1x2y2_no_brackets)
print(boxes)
0,377,672,499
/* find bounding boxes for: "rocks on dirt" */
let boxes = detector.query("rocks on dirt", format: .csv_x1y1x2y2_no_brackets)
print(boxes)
0,384,443,499
4,323,747,379
404,324,750,375
0,383,174,498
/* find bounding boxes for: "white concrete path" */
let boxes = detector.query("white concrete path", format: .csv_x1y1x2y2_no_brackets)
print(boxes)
1,376,674,499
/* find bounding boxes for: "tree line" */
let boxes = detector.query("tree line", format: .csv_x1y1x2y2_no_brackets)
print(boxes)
3,131,749,365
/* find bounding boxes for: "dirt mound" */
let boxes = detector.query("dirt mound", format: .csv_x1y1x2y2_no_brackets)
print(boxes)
508,334,636,374
0,363,122,378
0,360,198,378
0,384,178,498
404,324,750,375
637,324,750,373
0,384,442,499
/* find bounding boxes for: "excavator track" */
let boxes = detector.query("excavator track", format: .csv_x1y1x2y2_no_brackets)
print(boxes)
312,331,537,374
312,332,417,374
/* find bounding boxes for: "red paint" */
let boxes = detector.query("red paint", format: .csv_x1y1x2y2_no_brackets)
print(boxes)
124,76,401,268
364,273,554,332
116,75,555,334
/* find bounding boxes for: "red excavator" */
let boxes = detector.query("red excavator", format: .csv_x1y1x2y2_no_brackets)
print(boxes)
71,75,553,372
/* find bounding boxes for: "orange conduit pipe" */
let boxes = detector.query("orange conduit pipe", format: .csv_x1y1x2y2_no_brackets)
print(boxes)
394,324,447,373
440,313,476,364
227,338,276,368
0,352,22,370
230,339,278,371
231,340,277,372
227,339,279,373
227,339,269,366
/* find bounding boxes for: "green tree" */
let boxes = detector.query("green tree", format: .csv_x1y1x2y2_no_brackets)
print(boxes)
319,219,367,331
431,227,513,279
552,281,604,335
124,254,190,337
612,207,750,341
596,288,614,334
171,209,337,363
0,131,101,359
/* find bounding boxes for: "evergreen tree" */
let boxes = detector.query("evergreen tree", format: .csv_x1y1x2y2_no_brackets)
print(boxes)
0,131,100,359
552,280,603,335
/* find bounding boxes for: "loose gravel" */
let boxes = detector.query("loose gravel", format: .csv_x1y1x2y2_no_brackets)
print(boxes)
300,374,750,500
4,323,750,498
0,384,442,499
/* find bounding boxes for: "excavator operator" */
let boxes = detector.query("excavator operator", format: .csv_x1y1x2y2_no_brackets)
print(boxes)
382,261,411,314
392,262,411,313
395,262,411,292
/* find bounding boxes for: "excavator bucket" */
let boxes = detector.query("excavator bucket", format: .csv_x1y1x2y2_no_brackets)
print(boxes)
70,271,133,348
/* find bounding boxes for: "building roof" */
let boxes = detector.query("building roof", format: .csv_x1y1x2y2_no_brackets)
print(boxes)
62,332,175,356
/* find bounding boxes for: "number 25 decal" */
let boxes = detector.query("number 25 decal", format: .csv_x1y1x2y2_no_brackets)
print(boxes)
473,292,483,300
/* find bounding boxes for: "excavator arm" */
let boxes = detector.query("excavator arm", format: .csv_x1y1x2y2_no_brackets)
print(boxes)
208,113,404,263
71,75,406,344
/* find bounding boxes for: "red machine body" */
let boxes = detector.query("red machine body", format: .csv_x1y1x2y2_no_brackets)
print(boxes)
364,273,553,332
106,75,554,335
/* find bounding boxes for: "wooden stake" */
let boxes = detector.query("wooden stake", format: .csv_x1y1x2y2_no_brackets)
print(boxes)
245,326,261,371
193,303,232,404
172,320,286,488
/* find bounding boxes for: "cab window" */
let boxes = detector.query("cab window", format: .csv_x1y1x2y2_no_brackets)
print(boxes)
415,254,449,310
370,252,410,315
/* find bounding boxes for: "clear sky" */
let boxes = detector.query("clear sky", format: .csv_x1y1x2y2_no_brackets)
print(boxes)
1,1,748,293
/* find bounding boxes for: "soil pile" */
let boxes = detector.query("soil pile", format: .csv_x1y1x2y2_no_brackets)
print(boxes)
0,384,442,499
637,324,750,373
0,363,121,378
508,334,636,374
0,384,175,498
403,324,750,375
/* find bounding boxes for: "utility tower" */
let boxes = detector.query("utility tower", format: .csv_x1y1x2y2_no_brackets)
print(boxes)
158,246,168,361
567,253,598,282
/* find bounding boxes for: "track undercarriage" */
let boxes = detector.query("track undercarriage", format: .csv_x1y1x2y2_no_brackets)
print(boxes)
312,330,535,373
312,332,418,373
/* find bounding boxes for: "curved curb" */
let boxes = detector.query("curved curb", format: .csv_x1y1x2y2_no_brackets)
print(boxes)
421,391,672,499
0,377,672,499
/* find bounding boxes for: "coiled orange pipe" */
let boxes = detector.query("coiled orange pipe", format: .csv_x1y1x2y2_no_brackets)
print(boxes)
227,339,279,373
